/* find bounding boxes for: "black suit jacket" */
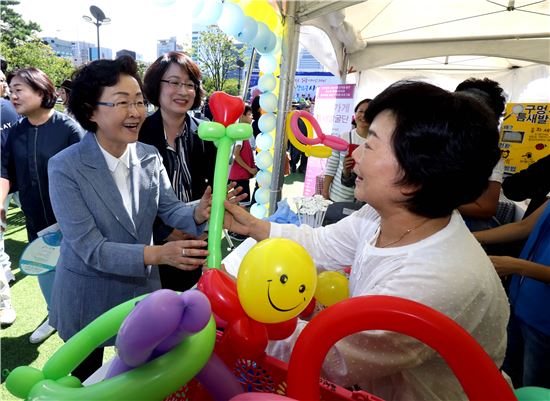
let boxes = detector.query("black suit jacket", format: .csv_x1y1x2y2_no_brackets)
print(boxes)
139,109,216,242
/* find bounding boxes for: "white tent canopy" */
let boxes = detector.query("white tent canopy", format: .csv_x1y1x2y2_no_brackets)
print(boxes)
297,0,550,76
269,0,550,209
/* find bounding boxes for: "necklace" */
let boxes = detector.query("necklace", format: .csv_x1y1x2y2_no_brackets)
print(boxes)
376,218,430,248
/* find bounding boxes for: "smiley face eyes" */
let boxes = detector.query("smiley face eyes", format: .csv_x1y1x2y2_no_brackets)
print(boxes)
279,274,306,293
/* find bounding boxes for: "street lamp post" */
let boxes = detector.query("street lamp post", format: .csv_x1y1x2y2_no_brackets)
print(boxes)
83,5,110,60
236,59,245,98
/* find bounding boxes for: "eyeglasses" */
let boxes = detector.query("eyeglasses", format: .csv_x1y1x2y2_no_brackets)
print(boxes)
97,100,147,110
160,79,197,91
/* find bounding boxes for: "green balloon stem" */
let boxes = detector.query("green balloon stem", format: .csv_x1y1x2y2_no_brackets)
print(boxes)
207,136,233,269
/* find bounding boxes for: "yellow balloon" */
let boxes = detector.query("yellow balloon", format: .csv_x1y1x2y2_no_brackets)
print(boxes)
237,238,317,323
314,271,349,307
286,111,333,158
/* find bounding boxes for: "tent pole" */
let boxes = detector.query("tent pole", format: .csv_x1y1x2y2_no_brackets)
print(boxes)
269,0,300,214
241,47,257,99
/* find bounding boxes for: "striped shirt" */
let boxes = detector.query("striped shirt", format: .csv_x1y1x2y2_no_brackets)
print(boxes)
164,124,193,202
325,128,367,202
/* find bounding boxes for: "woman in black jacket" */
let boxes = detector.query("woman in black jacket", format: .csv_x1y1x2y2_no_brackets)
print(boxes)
1,67,83,343
138,52,216,291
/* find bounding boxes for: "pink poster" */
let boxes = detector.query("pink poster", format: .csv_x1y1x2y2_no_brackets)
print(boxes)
303,84,356,196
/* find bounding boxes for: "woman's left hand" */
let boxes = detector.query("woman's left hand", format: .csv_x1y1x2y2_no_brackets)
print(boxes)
226,181,247,204
342,156,355,176
489,255,520,276
194,186,212,225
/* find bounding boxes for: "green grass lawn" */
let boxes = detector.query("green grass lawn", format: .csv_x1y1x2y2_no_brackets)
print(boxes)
0,172,305,400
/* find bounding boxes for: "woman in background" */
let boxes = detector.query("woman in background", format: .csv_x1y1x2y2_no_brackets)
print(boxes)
1,67,83,343
322,99,371,202
139,52,217,291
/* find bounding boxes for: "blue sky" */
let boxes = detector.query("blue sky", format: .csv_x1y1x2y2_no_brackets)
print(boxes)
14,0,194,61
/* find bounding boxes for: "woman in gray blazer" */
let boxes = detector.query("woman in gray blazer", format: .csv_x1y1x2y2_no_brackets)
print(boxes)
47,56,214,381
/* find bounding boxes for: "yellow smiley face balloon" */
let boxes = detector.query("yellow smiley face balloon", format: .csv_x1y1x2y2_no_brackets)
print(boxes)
237,238,317,323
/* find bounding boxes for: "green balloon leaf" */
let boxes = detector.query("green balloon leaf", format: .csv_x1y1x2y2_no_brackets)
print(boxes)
198,121,226,141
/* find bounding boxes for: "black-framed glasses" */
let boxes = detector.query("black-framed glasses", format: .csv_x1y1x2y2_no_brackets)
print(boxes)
160,79,197,91
97,100,147,110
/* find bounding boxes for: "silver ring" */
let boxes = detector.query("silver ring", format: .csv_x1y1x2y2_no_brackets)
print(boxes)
182,248,186,256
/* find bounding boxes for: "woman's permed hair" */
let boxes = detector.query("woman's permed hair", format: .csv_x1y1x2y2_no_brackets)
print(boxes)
143,51,204,109
7,67,57,109
68,55,142,132
364,80,501,218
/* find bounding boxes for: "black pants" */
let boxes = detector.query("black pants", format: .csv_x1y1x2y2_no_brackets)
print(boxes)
72,347,104,382
159,265,202,292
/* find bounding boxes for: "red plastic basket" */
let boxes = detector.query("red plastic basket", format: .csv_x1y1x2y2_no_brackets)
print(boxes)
164,350,380,401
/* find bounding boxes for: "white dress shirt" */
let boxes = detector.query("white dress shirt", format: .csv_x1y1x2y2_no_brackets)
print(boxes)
96,139,136,225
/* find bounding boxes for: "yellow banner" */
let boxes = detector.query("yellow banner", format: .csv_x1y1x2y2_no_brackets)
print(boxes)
499,103,550,174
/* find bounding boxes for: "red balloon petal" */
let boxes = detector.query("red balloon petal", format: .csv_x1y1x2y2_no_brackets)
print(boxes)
198,269,244,322
209,91,245,127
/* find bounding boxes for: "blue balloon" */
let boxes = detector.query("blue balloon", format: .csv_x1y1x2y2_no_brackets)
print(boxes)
197,0,223,25
236,16,258,43
192,0,205,17
250,203,267,219
217,2,244,37
252,22,271,52
255,170,272,188
254,188,270,204
255,151,273,170
256,132,273,150
260,92,278,113
257,31,277,55
258,113,276,133
259,55,277,74
258,74,276,92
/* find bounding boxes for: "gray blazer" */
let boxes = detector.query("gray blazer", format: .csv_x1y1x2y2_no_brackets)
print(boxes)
48,133,205,342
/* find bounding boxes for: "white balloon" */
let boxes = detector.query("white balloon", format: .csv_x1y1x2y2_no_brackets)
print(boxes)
256,132,273,150
260,92,278,113
258,113,276,132
258,74,276,92
259,55,277,74
250,203,267,219
255,170,272,187
255,151,273,170
217,2,244,37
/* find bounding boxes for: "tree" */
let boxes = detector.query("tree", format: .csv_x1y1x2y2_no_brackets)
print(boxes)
0,40,74,86
0,0,41,48
192,27,245,94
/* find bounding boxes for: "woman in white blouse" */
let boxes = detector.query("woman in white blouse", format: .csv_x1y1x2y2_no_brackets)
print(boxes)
223,81,509,401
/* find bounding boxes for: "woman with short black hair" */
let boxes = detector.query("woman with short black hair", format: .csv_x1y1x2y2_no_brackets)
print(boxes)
48,55,217,380
224,81,509,400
